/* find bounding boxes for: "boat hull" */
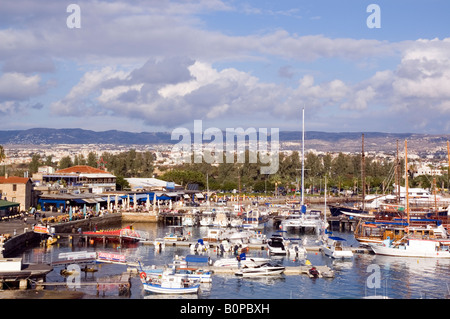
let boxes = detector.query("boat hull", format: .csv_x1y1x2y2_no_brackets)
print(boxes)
322,246,353,259
213,258,270,268
370,239,450,258
235,266,285,277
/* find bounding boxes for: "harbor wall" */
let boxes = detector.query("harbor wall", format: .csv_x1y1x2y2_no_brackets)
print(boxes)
2,231,41,258
1,213,124,257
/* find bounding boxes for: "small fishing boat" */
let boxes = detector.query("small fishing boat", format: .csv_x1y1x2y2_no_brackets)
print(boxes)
235,263,285,277
140,272,200,294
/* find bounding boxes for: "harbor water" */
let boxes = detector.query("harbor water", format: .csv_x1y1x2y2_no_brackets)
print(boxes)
20,222,450,300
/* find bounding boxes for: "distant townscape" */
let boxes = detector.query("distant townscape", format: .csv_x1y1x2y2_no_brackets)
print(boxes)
0,128,449,214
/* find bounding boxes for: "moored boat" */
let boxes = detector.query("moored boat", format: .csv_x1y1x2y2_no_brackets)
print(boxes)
140,272,200,294
235,262,285,277
370,237,450,258
321,236,354,259
213,253,270,268
267,233,288,255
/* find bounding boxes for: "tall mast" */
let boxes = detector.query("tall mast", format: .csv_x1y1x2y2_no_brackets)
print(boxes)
396,140,400,203
361,134,365,211
301,107,305,207
405,139,410,226
447,141,450,193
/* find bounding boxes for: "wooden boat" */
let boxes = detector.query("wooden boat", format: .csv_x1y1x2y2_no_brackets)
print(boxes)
82,225,147,243
355,221,448,246
235,263,285,277
370,140,450,259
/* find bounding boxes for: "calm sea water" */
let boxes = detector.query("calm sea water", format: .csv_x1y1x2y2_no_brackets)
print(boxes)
21,222,450,300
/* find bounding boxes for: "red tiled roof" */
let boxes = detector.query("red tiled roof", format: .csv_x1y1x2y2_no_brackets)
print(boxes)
0,176,31,184
55,165,107,174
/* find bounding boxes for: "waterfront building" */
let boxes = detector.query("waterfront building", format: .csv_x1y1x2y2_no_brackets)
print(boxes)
38,165,116,194
0,175,32,212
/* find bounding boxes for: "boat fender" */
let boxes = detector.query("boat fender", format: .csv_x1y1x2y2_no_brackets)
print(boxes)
139,272,147,280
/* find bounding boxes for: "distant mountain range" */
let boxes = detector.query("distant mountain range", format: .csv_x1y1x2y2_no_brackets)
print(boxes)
0,128,449,153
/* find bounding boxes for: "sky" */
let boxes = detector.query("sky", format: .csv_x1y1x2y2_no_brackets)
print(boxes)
1,0,450,134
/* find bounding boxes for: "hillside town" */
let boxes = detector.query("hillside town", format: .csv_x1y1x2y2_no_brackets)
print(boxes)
0,140,449,217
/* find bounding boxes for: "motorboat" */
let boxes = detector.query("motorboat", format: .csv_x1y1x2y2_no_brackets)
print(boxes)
163,226,189,241
230,216,243,228
213,253,270,268
213,211,230,227
267,234,288,255
249,231,267,245
242,209,268,230
235,262,285,277
322,236,354,259
287,243,307,258
199,212,215,226
190,239,209,253
182,213,196,227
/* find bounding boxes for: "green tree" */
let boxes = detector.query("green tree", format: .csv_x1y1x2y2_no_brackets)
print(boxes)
87,152,98,167
28,153,41,174
59,156,73,169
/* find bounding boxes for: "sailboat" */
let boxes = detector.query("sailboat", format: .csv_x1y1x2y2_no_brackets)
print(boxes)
370,140,450,258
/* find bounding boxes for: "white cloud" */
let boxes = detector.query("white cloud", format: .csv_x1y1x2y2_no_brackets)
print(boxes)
0,72,43,101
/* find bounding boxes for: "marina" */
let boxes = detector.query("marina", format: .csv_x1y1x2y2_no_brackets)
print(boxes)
0,207,448,300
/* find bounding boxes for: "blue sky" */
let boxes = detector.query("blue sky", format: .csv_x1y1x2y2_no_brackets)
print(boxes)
1,0,450,134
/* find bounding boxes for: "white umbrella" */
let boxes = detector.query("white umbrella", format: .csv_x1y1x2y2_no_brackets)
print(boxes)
146,194,150,211
115,194,119,210
134,193,137,211
169,199,172,210
127,194,130,210
107,195,110,212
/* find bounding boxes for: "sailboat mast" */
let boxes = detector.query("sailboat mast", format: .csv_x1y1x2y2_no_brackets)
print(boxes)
405,139,410,226
447,141,450,192
324,175,327,226
301,107,305,207
361,134,365,211
396,140,401,203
